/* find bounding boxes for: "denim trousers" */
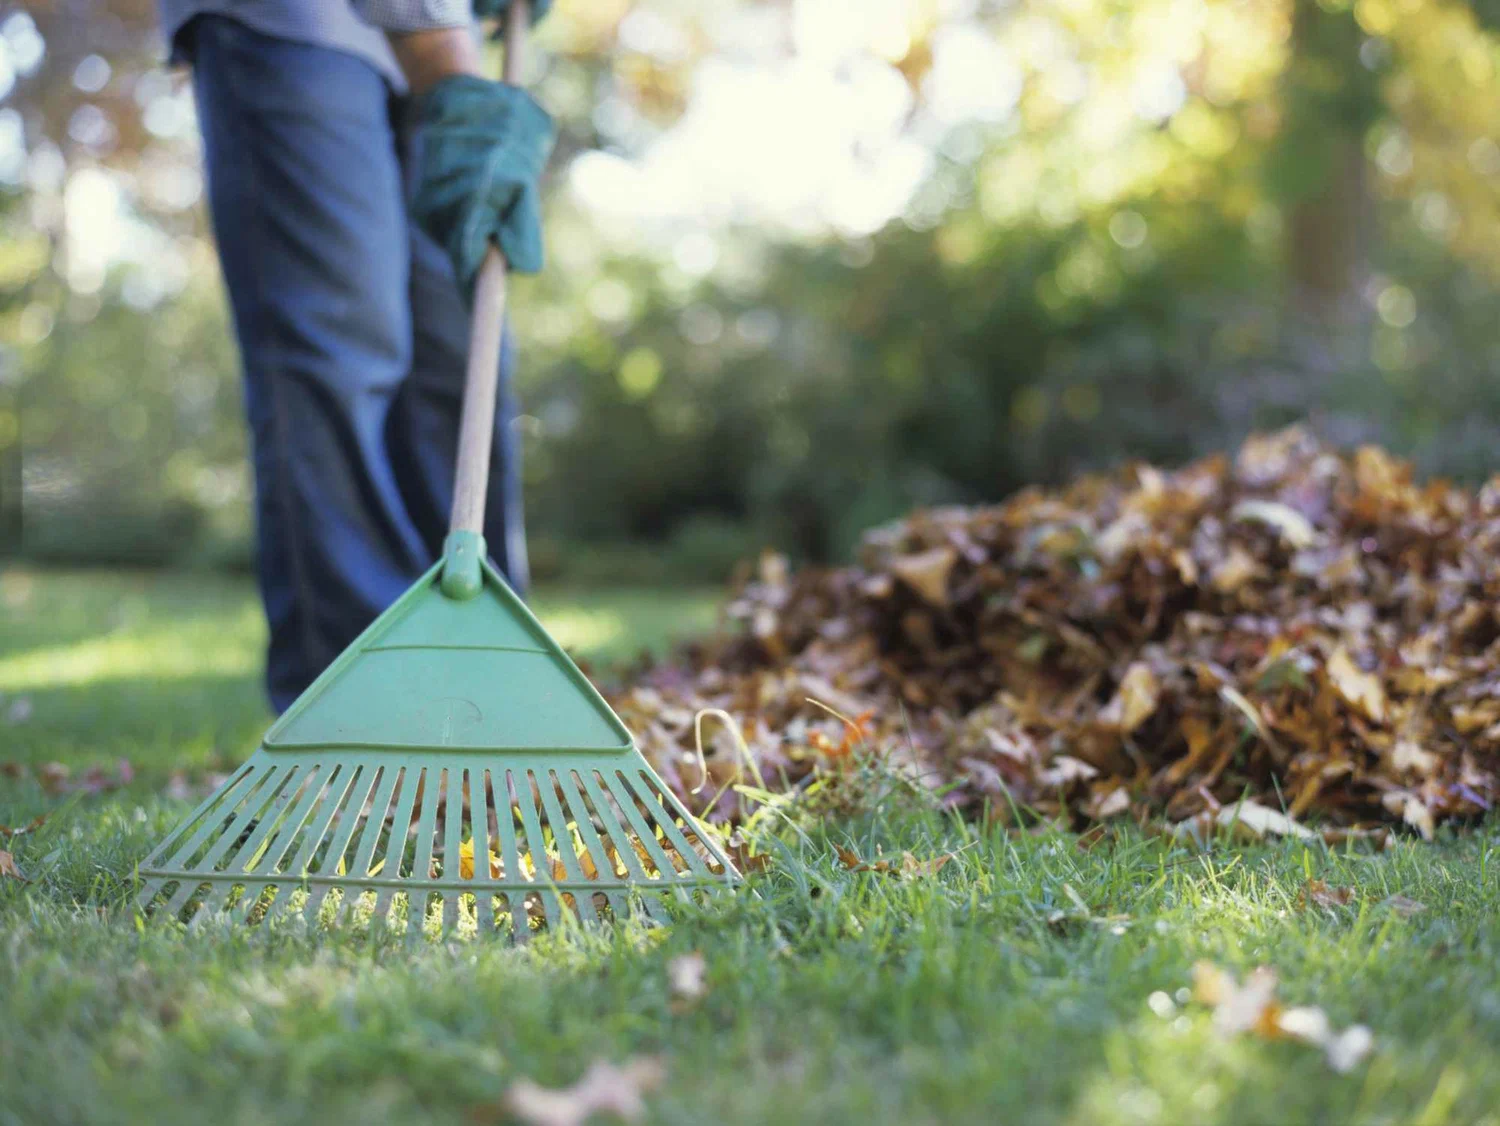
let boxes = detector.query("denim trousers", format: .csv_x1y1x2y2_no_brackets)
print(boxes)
188,15,527,713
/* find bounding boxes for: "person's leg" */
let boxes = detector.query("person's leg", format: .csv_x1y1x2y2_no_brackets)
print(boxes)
386,117,529,594
189,16,430,711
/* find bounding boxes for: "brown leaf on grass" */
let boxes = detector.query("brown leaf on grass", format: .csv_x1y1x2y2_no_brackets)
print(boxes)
667,952,707,1003
836,845,956,878
724,835,771,875
499,1057,665,1126
0,814,47,840
1190,962,1374,1073
899,851,955,878
0,850,25,883
1298,879,1355,909
0,762,23,779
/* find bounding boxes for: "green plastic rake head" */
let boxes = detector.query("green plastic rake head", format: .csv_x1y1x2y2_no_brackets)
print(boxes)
137,1,736,940
137,548,738,940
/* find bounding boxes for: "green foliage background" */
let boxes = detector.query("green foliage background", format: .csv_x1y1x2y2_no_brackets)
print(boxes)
4,0,1500,578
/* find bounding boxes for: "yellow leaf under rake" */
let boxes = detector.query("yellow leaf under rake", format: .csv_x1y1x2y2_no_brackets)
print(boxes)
454,830,684,883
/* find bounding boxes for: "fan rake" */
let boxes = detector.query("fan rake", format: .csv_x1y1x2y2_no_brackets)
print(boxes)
136,0,737,939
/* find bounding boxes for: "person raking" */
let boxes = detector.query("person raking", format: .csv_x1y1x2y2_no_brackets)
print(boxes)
155,0,553,712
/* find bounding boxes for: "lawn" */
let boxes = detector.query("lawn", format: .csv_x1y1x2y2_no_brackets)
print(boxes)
2,568,1499,1126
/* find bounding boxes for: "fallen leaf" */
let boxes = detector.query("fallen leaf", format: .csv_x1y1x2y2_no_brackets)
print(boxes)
1327,646,1387,724
835,845,866,871
501,1057,665,1126
898,850,955,879
1298,879,1355,909
1215,800,1315,841
1211,544,1262,592
1193,962,1281,1036
0,814,47,840
1101,662,1160,734
1191,962,1374,1072
1401,796,1435,842
667,952,707,1002
458,838,503,880
1232,500,1318,548
836,845,956,877
1389,739,1439,778
0,850,25,883
725,835,771,875
889,546,958,608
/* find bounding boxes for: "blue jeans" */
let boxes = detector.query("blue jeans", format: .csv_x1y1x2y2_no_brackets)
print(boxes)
188,16,527,713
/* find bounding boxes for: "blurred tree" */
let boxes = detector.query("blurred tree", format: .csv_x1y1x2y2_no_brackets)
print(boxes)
4,0,1500,572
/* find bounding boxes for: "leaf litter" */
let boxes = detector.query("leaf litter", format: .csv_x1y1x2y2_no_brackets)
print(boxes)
1190,962,1374,1073
611,429,1498,836
490,1057,666,1126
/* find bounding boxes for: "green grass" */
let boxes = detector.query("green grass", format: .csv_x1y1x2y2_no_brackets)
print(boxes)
3,568,1500,1126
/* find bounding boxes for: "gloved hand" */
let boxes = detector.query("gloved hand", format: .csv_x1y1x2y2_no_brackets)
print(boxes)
473,0,552,24
412,74,555,298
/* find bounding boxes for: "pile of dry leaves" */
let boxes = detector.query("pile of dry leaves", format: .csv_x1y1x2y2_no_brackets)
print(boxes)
610,428,1499,837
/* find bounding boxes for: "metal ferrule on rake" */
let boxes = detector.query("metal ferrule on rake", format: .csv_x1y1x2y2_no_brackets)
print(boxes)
137,0,738,939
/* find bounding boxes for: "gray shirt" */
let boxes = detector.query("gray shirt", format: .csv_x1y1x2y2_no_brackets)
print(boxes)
158,0,473,92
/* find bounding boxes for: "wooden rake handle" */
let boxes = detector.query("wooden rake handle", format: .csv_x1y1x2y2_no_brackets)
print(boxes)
449,0,532,537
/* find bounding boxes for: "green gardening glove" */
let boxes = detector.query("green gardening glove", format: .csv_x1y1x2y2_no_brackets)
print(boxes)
412,74,555,298
473,0,553,22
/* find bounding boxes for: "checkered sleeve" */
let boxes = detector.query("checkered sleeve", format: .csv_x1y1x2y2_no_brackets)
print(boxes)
352,0,474,32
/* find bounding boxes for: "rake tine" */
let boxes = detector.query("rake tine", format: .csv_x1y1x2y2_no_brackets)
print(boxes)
373,768,420,928
283,766,353,878
251,765,329,877
316,766,380,878
494,770,523,883
189,883,237,929
535,771,586,881
151,767,264,872
510,895,531,943
620,771,716,879
578,771,651,882
230,882,272,927
161,880,203,926
634,891,669,927
513,771,555,886
472,768,496,935
537,889,565,929
218,767,305,876
191,767,290,875
136,878,166,916
142,762,255,868
442,770,464,933
555,770,614,883
306,767,379,926
406,768,442,943
348,767,399,880
600,772,677,879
